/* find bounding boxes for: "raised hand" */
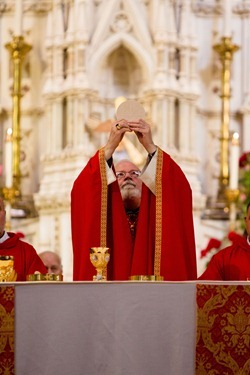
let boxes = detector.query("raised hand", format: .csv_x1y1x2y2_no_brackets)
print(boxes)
104,120,132,160
128,119,157,154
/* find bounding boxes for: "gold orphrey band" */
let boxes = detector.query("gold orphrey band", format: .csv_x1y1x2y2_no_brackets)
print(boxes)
154,148,163,276
98,148,108,278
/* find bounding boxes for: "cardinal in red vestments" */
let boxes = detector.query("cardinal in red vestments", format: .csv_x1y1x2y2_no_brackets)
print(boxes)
71,117,197,281
0,197,47,281
199,202,250,280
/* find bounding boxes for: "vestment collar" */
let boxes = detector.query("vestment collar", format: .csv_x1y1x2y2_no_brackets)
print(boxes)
0,231,9,243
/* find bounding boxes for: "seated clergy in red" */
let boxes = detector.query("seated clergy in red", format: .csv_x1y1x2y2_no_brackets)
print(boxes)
199,202,250,281
0,197,47,281
71,115,197,281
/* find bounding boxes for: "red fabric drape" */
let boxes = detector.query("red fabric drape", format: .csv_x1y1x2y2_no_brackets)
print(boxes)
0,286,15,375
196,284,250,374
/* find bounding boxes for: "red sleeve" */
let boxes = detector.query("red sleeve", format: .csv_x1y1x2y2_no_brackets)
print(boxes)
23,243,47,277
160,152,197,280
12,241,47,281
198,251,224,281
71,151,103,280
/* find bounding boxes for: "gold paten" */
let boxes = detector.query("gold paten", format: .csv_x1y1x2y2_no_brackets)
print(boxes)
90,247,110,281
130,275,164,281
26,273,63,281
0,256,17,282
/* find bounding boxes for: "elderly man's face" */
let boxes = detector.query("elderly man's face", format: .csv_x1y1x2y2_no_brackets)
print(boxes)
39,252,62,275
115,160,142,209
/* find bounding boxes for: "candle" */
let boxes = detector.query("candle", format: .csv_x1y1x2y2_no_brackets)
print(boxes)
14,0,23,35
229,132,239,190
5,128,13,188
223,0,232,37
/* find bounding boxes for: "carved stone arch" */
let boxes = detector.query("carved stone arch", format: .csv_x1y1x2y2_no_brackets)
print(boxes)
89,33,154,97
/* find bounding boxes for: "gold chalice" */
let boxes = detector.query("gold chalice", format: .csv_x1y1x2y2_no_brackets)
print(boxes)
0,256,17,282
90,247,110,281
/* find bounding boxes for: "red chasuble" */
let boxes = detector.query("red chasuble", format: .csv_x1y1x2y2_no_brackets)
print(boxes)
0,233,47,281
71,148,197,281
199,235,250,281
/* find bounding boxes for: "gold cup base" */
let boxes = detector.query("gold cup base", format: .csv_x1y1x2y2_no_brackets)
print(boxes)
93,274,107,281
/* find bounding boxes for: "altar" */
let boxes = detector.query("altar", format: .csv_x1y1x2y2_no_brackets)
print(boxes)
1,281,250,375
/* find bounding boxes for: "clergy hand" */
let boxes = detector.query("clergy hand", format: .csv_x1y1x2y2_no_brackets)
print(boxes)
104,120,132,160
128,119,157,154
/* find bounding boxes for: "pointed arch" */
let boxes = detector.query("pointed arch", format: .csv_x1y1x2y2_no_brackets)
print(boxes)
89,33,154,90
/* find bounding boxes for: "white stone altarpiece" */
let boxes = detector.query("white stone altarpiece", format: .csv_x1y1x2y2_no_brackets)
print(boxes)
0,0,250,280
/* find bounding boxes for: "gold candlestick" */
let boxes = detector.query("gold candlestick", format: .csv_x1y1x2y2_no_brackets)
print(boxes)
213,37,239,200
202,37,240,220
5,35,31,197
2,36,37,220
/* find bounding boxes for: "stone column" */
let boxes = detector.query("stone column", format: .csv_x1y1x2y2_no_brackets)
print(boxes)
179,99,190,153
167,96,176,148
52,97,63,152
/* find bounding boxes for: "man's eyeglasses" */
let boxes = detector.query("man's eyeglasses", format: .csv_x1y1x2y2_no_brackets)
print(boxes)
115,170,141,179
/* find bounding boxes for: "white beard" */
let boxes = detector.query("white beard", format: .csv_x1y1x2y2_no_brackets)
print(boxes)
120,182,141,207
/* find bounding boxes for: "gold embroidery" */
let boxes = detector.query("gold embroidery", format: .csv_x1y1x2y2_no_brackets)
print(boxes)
98,148,108,278
154,148,163,276
0,304,14,353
